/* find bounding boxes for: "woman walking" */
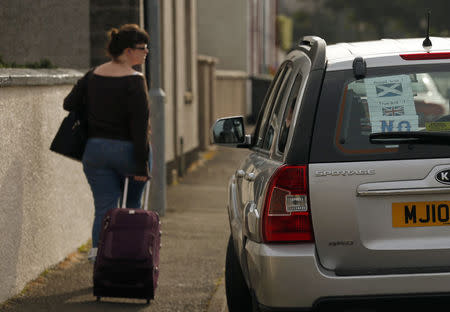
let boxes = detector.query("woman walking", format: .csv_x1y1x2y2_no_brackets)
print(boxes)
63,24,152,262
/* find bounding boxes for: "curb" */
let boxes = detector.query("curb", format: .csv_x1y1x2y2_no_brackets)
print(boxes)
171,146,217,186
207,277,227,312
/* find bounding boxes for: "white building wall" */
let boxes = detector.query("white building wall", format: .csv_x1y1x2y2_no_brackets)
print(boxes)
174,2,184,158
161,0,198,173
161,1,176,164
181,0,199,154
197,0,249,71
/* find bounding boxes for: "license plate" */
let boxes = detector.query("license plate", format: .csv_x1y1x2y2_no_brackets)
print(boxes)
392,201,450,227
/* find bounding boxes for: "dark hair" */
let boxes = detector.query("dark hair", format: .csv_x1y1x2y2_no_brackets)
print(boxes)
107,24,149,59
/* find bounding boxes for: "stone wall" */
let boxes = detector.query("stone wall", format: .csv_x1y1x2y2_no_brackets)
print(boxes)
90,0,140,66
0,0,90,69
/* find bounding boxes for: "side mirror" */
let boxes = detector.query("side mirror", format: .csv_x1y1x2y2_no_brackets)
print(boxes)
210,116,251,147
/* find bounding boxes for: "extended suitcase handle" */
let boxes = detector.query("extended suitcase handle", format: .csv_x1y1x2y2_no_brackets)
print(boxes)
122,176,152,210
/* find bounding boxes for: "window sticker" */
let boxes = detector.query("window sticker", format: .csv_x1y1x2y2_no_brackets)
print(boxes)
364,75,419,133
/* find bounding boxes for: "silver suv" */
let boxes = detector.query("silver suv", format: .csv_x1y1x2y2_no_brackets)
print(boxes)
211,36,450,311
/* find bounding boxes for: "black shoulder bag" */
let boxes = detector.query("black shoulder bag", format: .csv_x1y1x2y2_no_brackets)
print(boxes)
49,70,92,161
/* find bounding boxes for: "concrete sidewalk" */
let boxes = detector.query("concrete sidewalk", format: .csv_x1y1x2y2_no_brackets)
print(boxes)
1,146,249,312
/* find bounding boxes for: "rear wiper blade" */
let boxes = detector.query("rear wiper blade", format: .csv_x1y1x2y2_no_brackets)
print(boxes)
369,131,450,145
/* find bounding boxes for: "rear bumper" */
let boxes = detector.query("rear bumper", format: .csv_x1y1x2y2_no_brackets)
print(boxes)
256,294,450,311
245,241,450,310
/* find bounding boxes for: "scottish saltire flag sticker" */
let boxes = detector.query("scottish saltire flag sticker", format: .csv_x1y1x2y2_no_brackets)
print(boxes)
364,75,418,133
375,83,403,97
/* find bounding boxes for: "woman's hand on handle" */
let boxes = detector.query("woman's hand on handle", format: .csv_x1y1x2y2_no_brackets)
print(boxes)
134,176,148,182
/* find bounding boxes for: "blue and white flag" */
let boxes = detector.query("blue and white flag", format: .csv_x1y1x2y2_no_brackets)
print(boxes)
375,83,403,97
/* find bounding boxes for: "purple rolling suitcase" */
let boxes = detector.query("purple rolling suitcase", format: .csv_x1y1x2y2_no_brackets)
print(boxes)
93,177,161,304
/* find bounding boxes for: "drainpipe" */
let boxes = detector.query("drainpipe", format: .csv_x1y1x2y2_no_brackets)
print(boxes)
144,0,166,216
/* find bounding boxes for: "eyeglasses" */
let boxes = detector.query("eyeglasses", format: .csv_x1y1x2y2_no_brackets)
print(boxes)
133,45,148,51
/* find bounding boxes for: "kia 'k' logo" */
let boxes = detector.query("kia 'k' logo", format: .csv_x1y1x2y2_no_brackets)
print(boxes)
436,169,450,184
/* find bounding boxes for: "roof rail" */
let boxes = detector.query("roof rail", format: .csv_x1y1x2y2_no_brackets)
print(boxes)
296,36,327,71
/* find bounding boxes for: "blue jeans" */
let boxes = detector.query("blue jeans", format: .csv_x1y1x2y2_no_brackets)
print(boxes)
82,138,152,248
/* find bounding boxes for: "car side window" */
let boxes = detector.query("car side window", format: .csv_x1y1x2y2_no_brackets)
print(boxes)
278,74,303,153
253,64,289,148
261,66,293,150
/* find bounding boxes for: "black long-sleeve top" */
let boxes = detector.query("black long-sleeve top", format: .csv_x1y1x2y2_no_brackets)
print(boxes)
63,71,150,176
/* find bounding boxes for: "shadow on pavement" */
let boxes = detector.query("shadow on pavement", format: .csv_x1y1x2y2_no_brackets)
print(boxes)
2,286,152,312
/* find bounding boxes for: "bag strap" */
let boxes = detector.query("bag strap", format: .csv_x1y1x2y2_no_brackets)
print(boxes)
79,67,95,116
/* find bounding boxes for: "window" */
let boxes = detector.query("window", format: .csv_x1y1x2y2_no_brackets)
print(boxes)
278,74,302,153
337,72,450,154
261,66,293,150
254,63,289,148
254,62,293,150
310,64,450,163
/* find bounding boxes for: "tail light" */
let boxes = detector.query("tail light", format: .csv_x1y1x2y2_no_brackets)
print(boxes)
400,52,450,60
262,165,314,243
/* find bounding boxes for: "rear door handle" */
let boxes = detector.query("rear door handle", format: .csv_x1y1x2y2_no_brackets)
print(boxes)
245,172,256,181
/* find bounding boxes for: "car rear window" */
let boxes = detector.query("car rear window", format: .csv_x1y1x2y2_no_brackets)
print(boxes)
310,63,450,162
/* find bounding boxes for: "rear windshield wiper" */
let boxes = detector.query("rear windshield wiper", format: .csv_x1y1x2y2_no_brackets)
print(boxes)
369,131,450,145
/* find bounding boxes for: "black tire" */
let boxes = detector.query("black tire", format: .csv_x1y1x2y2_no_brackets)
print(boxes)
225,235,254,312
